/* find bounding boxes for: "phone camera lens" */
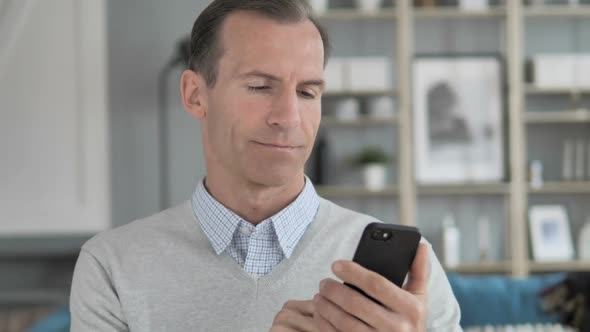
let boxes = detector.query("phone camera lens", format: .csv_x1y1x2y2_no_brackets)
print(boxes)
371,230,382,240
371,230,391,241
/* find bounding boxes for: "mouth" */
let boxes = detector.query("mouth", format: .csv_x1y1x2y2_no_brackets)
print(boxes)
253,141,303,151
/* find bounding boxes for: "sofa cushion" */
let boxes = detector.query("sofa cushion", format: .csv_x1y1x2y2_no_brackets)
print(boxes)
448,273,564,327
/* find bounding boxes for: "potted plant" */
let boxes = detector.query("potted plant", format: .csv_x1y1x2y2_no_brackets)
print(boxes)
353,146,390,191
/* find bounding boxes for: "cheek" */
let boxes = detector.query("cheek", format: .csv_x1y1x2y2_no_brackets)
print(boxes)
302,104,322,138
204,101,236,154
208,97,259,150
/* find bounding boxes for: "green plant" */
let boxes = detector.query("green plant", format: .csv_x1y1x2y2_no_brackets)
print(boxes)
352,146,390,166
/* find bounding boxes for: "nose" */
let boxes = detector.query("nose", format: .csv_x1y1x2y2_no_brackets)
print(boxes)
266,88,301,130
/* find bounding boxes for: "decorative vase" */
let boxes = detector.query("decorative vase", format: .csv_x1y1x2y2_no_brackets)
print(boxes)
459,0,488,11
309,0,329,15
354,0,382,13
367,96,395,119
333,97,360,121
362,163,387,191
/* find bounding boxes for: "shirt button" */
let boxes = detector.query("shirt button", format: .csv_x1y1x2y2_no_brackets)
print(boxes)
240,226,251,236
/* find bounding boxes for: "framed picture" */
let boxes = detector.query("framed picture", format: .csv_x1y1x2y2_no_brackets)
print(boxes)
529,205,574,262
413,55,504,184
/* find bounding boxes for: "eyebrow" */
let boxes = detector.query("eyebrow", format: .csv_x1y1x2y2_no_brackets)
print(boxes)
240,70,325,89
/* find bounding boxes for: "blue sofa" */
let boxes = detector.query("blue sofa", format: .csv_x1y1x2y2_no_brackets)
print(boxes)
447,273,564,327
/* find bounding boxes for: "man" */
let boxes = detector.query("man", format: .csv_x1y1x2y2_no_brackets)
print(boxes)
70,1,462,331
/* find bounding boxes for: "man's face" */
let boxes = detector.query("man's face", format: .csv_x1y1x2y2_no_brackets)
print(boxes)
199,12,325,187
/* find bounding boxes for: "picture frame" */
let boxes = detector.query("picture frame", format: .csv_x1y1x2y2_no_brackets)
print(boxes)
529,205,574,262
413,55,505,184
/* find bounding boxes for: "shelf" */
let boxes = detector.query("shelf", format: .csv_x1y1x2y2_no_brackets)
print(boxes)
418,183,509,195
321,115,398,127
413,6,505,18
316,185,398,198
0,235,89,258
524,5,590,17
529,261,590,273
323,90,397,98
525,110,590,124
445,261,511,274
525,85,590,96
317,5,590,19
0,289,69,305
315,9,396,20
529,182,590,194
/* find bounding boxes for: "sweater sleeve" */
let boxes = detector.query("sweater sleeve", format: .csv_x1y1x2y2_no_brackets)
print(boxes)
424,242,463,331
70,249,129,332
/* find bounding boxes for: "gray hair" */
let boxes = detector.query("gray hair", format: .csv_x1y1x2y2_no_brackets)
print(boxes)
188,0,331,87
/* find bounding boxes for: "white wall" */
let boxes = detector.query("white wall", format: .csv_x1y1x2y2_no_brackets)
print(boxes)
0,0,110,235
107,0,209,227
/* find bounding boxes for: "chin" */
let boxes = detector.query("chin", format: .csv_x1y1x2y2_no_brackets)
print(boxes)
245,166,303,188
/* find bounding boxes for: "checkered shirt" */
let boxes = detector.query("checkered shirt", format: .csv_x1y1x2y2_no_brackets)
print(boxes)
191,178,319,278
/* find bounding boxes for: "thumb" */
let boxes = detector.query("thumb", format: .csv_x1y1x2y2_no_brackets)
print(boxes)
404,243,430,296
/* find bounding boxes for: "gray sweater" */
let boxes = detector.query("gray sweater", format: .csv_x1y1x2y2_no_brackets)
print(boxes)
70,198,462,331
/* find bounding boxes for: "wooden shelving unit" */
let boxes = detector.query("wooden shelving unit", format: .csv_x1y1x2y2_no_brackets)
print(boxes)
529,182,590,194
315,2,590,277
413,6,506,18
445,261,512,275
323,90,397,98
418,183,510,196
524,5,590,17
529,261,590,273
316,185,398,198
316,8,397,20
525,110,590,124
525,85,590,96
321,116,398,127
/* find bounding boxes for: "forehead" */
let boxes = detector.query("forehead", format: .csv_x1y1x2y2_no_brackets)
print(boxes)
217,11,324,77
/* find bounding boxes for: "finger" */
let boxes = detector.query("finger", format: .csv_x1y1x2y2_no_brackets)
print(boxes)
283,300,315,317
313,293,373,332
270,326,296,332
313,309,337,332
403,243,430,296
273,307,316,331
331,260,414,313
319,278,392,328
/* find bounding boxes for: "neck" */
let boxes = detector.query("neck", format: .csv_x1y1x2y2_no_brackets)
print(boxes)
203,172,306,225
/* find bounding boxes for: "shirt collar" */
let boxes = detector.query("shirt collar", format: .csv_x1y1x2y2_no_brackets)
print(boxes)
191,180,241,255
191,177,320,258
271,178,319,257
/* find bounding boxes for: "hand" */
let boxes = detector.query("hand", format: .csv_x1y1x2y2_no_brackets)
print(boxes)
270,300,317,332
313,243,430,332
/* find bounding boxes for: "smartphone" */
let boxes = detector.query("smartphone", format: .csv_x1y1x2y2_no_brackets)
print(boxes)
345,223,422,304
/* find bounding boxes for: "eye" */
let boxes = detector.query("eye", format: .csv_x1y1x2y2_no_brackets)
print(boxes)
298,90,316,99
248,86,271,92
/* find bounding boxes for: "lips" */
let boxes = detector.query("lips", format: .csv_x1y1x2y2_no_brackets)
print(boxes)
253,141,303,150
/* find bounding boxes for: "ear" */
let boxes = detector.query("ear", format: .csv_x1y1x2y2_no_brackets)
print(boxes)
181,69,208,119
